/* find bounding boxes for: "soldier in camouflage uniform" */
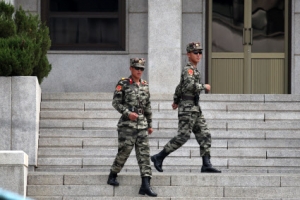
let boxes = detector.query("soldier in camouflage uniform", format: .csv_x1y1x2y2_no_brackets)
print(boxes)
151,42,221,173
107,58,157,197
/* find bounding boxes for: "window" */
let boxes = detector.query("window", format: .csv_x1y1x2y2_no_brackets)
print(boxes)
41,0,125,51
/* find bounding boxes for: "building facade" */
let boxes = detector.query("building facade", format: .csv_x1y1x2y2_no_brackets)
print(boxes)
7,0,300,95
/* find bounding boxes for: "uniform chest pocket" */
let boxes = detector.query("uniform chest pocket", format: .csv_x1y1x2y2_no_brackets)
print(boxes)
139,89,150,105
124,87,138,104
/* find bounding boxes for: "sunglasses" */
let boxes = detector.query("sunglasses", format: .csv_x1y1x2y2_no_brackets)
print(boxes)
192,51,202,55
132,66,144,71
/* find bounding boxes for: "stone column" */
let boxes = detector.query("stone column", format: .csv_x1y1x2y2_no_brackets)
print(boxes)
293,0,300,94
0,78,11,150
148,0,182,95
0,77,41,168
0,151,28,197
12,77,41,168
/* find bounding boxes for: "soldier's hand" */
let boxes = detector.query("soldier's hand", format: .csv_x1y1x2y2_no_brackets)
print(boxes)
205,84,211,92
172,103,178,110
148,128,153,135
129,112,138,121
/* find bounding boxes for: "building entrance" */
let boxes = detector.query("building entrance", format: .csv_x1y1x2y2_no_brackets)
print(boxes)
208,0,289,94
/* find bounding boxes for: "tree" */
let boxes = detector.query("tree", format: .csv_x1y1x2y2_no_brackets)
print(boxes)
0,1,51,83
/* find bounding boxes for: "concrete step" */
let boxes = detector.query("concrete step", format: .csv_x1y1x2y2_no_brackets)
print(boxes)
37,148,267,158
41,93,300,102
35,163,300,174
39,129,300,140
26,172,300,199
41,93,114,101
158,120,300,130
27,172,300,187
41,110,300,123
37,137,228,148
24,197,292,200
35,156,300,173
37,147,300,160
41,101,300,112
39,119,300,130
40,110,121,119
34,165,300,174
37,137,300,150
25,198,282,200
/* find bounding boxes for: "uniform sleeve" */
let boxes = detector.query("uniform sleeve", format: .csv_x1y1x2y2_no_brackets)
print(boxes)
195,83,206,93
112,80,131,118
181,69,206,94
173,84,181,104
143,93,152,128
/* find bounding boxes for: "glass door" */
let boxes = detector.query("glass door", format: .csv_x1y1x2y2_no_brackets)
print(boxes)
208,0,289,94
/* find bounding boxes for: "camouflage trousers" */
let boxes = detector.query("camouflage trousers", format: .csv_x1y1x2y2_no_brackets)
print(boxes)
164,110,212,157
110,127,152,177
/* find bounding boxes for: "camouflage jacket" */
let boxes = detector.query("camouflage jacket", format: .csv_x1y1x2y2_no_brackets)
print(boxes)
173,62,206,112
112,75,152,129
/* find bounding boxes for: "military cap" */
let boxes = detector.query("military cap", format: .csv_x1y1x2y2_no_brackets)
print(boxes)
130,58,146,68
186,42,202,52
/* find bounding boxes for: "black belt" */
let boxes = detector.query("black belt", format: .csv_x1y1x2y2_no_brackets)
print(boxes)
181,95,195,101
129,107,144,114
181,94,200,106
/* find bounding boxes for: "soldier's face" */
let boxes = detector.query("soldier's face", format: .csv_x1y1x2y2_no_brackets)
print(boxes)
130,66,143,80
187,51,202,65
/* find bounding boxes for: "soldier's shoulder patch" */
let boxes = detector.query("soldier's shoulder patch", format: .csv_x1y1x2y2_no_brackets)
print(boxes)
188,69,194,76
115,85,122,91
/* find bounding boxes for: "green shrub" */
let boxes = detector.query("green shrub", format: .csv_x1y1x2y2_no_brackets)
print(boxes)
0,1,51,83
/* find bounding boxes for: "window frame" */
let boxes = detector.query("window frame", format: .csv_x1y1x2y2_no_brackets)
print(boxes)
41,0,126,51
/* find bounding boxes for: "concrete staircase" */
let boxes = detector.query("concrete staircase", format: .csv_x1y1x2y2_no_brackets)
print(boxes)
27,93,300,199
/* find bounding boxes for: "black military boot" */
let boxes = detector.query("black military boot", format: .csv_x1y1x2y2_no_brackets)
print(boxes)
151,149,169,172
138,177,157,197
201,155,221,173
107,170,119,186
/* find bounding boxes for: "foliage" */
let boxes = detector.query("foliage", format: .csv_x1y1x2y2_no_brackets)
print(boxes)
0,1,51,83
